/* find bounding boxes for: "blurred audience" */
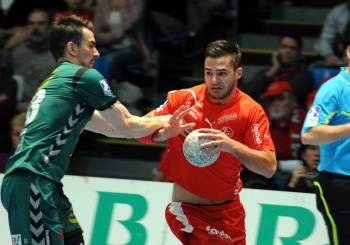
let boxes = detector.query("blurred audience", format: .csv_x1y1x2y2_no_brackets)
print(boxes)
284,144,320,193
0,0,65,45
94,0,150,93
10,111,26,151
52,0,93,22
243,80,306,189
240,33,314,109
0,61,17,154
146,0,228,53
266,81,306,162
266,81,306,186
0,111,26,173
4,8,55,112
114,81,144,116
186,0,226,35
0,0,33,30
315,1,350,67
185,0,227,52
145,0,187,37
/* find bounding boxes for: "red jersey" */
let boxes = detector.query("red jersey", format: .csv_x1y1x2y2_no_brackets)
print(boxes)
155,84,275,201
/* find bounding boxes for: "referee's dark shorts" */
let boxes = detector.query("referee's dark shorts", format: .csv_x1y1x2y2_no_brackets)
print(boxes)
314,171,350,245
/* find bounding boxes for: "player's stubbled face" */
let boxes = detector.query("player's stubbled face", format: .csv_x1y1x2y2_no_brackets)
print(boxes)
204,55,242,104
76,28,99,68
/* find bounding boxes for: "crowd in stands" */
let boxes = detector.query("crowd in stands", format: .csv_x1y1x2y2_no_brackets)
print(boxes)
0,0,348,194
239,34,315,109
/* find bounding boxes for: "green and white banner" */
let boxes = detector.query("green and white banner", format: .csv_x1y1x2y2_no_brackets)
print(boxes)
0,174,330,244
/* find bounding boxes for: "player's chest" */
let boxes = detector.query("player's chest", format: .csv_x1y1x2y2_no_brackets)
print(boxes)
185,104,239,135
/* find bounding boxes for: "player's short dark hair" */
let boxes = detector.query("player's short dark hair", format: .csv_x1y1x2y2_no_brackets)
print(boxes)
205,40,242,70
49,15,94,61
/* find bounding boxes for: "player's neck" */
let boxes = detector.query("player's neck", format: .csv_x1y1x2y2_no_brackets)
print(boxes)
346,66,350,74
57,57,78,65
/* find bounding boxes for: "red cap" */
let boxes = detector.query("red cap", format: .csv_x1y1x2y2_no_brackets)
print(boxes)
266,81,294,97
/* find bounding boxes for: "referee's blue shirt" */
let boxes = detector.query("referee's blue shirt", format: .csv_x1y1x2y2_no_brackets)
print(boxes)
302,67,350,175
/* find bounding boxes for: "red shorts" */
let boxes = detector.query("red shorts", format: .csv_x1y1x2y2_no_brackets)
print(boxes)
165,199,246,245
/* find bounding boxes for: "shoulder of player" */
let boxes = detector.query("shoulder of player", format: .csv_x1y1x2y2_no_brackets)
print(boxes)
236,89,261,106
169,85,201,97
318,74,344,93
78,67,105,81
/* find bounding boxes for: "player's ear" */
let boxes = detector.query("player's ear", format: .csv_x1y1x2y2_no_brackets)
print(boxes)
67,41,77,55
235,67,243,79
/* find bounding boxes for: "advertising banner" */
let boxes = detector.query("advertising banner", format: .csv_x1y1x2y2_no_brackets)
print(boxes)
0,174,330,244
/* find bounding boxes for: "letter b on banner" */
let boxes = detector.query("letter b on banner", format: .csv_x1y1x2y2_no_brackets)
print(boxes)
91,192,147,245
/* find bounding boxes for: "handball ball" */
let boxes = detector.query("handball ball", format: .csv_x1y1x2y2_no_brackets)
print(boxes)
183,129,220,167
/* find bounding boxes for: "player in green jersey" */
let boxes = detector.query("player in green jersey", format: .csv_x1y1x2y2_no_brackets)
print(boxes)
0,15,194,245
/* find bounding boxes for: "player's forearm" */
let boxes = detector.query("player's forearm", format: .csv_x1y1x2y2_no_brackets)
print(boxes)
231,143,277,178
86,116,166,139
121,115,170,139
302,124,350,145
151,127,168,142
93,103,170,139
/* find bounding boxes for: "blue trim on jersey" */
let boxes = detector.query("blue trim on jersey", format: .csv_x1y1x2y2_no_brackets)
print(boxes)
302,67,350,175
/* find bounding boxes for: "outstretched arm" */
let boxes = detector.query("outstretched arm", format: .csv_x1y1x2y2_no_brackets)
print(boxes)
85,102,194,139
85,101,170,138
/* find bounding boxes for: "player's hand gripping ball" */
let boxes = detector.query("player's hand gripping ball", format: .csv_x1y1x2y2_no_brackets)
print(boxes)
183,129,220,167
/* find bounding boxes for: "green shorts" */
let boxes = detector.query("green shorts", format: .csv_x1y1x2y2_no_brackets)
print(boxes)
1,169,83,245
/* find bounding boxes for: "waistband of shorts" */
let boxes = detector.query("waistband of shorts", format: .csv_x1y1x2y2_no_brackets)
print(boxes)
176,200,238,212
175,198,238,211
319,170,350,180
192,200,234,206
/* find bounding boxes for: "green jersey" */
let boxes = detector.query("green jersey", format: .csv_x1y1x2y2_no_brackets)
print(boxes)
5,61,117,182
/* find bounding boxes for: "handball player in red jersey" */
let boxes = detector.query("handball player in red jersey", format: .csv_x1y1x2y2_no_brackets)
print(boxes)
138,40,277,244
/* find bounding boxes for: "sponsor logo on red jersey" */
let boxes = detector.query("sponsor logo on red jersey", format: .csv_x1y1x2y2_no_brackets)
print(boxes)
251,123,262,144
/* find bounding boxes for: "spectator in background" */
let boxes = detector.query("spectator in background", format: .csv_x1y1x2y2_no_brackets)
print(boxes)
0,111,26,173
0,0,33,47
243,81,306,189
267,81,306,187
284,144,319,193
315,1,350,66
0,0,65,47
10,111,27,151
52,0,93,22
240,34,314,109
266,81,306,163
0,61,17,154
94,0,150,93
4,8,56,112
